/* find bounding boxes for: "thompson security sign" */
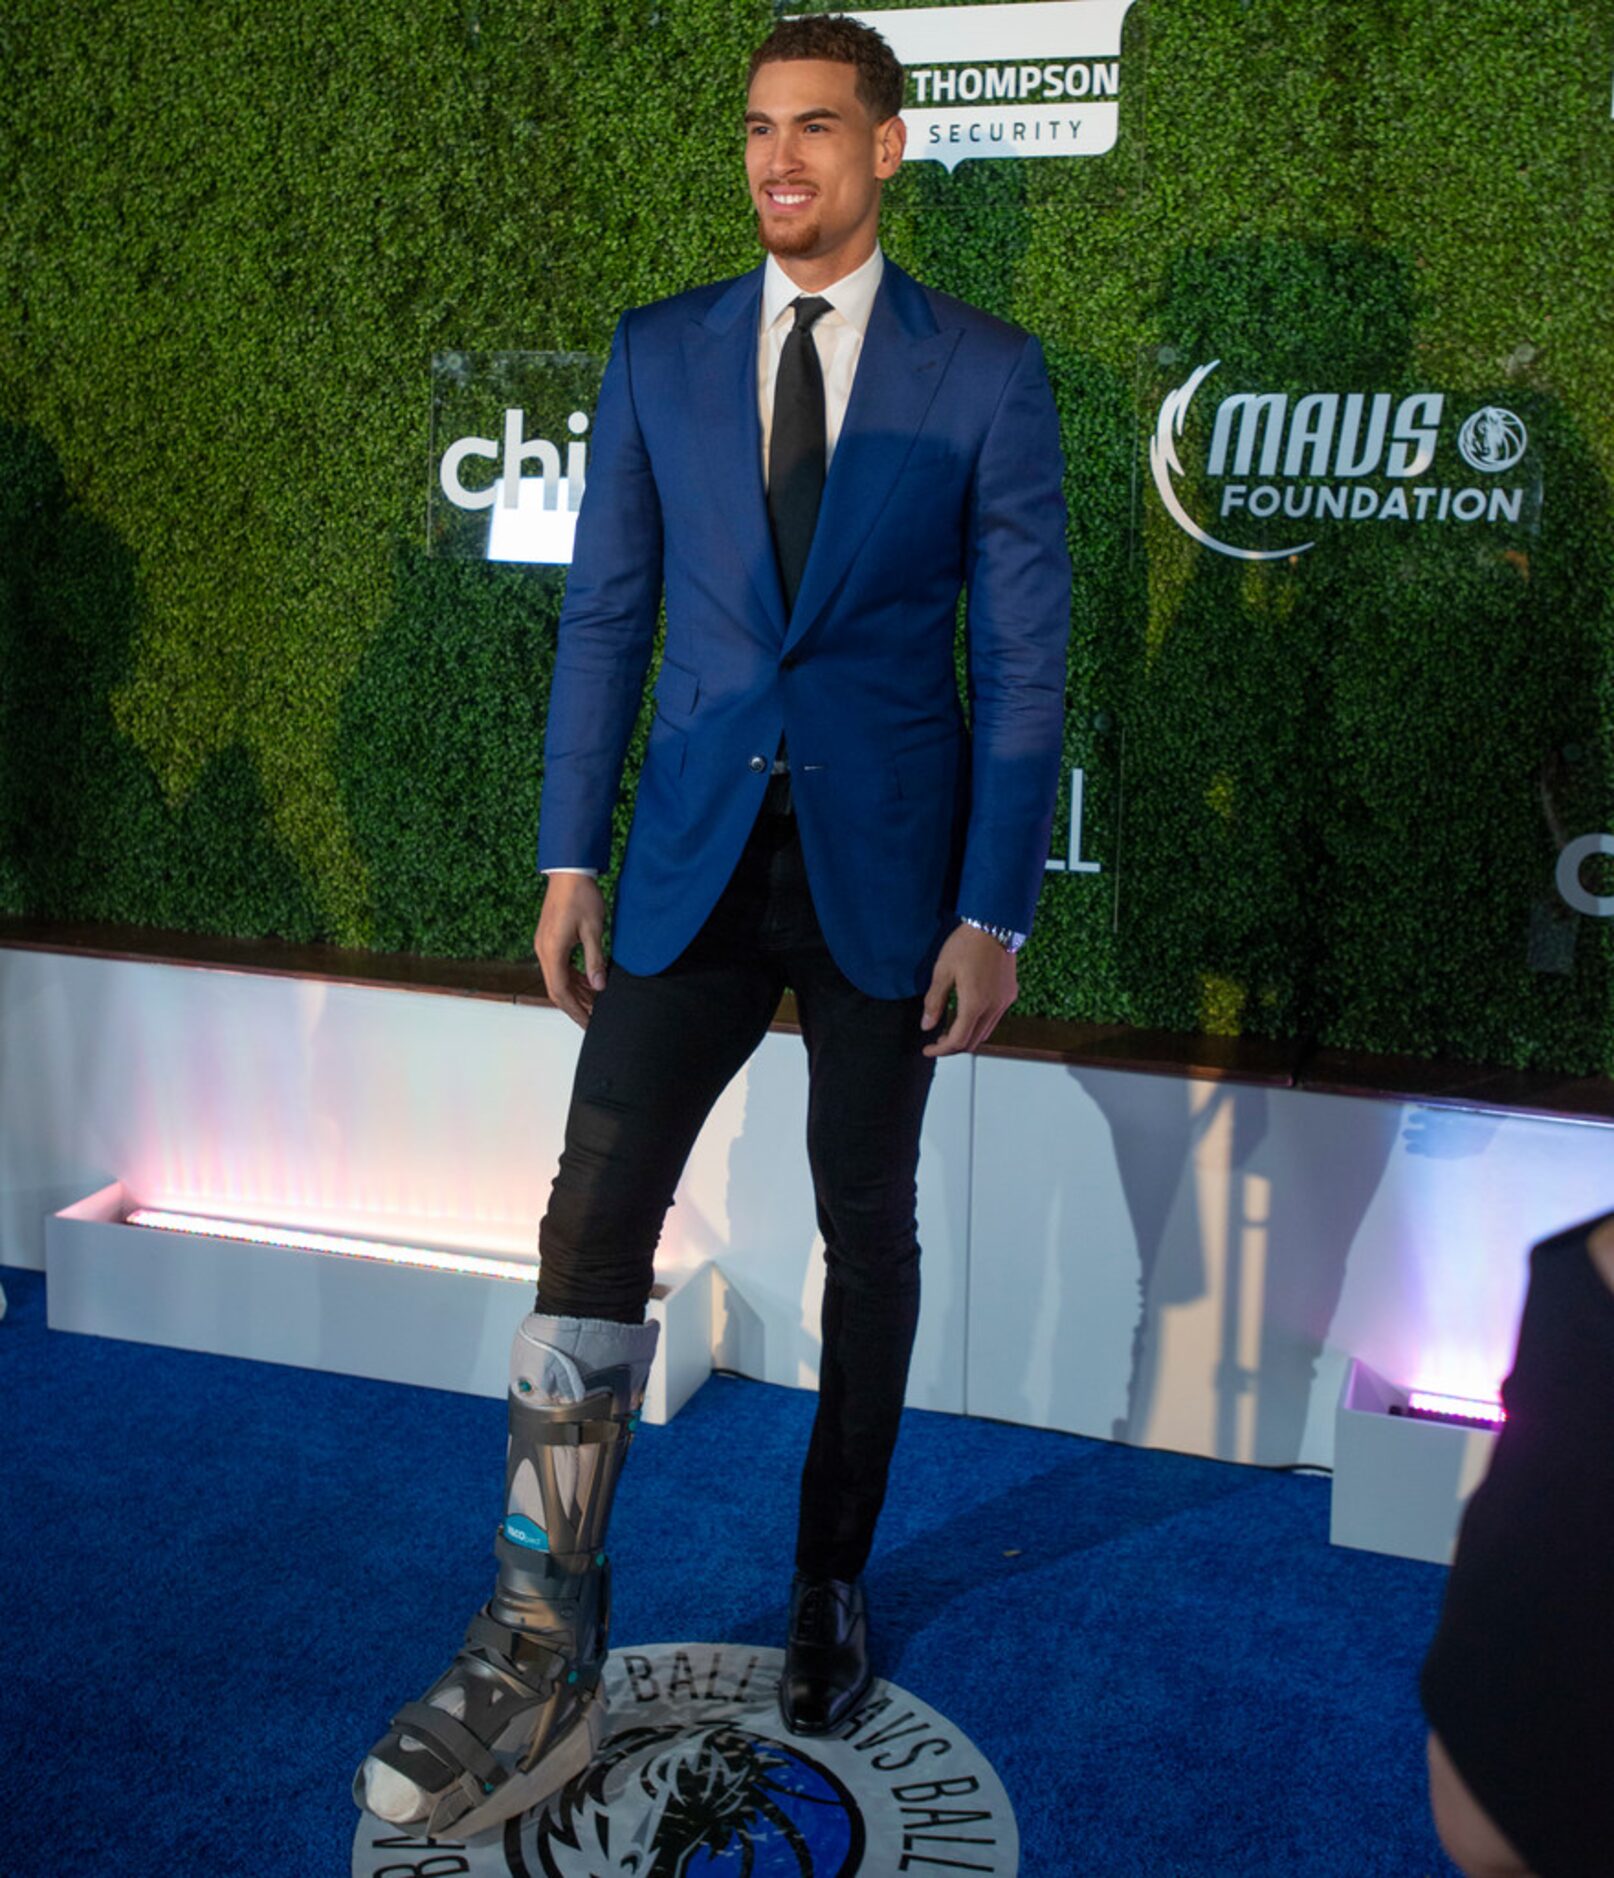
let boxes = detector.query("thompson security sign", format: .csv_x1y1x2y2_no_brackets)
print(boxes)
1150,361,1541,561
836,0,1138,170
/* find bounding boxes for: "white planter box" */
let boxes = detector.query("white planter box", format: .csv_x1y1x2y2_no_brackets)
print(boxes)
45,1182,709,1426
1330,1356,1500,1564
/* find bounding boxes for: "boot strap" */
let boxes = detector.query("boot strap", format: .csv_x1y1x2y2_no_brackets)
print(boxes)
498,1386,639,1580
461,1611,567,1697
494,1524,608,1576
509,1405,638,1447
391,1699,507,1795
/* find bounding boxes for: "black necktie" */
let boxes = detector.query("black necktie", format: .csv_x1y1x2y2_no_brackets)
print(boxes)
767,295,833,617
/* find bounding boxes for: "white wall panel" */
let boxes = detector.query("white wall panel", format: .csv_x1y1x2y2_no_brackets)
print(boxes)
967,1057,1608,1467
0,951,573,1261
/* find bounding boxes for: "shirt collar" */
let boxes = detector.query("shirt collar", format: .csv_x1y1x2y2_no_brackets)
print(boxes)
761,244,884,336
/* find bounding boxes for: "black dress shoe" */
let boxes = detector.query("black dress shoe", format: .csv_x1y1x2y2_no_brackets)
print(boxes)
778,1571,872,1736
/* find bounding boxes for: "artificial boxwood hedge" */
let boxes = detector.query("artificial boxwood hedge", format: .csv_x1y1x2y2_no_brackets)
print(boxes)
2,0,1612,1069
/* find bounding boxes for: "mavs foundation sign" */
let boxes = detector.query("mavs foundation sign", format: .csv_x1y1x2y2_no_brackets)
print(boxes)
831,1,1138,169
353,1643,1018,1875
1150,361,1541,561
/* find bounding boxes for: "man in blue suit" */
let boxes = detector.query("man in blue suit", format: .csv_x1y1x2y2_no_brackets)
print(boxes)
356,13,1069,1844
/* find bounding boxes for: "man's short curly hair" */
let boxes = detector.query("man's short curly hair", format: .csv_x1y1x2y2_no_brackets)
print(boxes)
747,15,906,123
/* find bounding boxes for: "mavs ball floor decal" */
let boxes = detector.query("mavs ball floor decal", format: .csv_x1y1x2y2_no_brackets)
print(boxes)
353,1642,1018,1876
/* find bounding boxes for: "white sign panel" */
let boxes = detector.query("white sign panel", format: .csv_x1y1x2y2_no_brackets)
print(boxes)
428,352,603,565
838,0,1137,170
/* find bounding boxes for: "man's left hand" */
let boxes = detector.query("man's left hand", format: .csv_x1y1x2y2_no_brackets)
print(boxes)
921,923,1018,1058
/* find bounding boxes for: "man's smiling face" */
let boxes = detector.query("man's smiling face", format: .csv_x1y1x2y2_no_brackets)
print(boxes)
744,57,904,282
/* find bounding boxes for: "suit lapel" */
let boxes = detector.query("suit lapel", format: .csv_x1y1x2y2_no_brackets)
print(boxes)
680,266,788,636
783,259,961,656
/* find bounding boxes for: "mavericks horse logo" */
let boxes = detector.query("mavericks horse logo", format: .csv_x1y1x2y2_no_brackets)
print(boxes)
534,1720,864,1876
1456,406,1528,473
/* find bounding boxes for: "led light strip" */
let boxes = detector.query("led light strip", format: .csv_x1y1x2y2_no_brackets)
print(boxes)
125,1208,534,1284
1406,1389,1506,1426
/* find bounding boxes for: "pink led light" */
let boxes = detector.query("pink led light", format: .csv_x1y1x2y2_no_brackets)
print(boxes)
125,1208,535,1285
1406,1389,1506,1426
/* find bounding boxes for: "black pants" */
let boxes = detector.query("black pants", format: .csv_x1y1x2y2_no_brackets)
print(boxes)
535,772,939,1579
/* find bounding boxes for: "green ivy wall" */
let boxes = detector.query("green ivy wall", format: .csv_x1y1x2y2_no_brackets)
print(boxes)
3,0,1613,1067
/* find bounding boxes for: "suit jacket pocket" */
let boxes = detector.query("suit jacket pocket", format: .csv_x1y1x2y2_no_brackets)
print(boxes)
889,729,963,802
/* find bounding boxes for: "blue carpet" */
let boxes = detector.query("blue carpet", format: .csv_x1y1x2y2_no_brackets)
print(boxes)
1,1265,1458,1876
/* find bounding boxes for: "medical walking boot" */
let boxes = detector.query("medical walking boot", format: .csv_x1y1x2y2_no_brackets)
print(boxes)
354,1311,659,1841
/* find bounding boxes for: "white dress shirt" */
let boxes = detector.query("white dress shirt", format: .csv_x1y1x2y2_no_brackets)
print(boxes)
757,242,884,484
545,246,884,881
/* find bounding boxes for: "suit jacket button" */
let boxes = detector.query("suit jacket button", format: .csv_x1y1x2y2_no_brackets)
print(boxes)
748,755,767,772
781,654,798,670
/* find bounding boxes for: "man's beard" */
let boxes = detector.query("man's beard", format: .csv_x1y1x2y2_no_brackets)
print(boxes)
755,203,823,257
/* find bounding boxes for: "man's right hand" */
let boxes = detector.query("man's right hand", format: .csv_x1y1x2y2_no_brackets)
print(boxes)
534,874,610,1027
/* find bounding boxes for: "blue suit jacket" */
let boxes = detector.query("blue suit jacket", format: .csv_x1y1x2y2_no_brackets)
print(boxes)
536,256,1071,1000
